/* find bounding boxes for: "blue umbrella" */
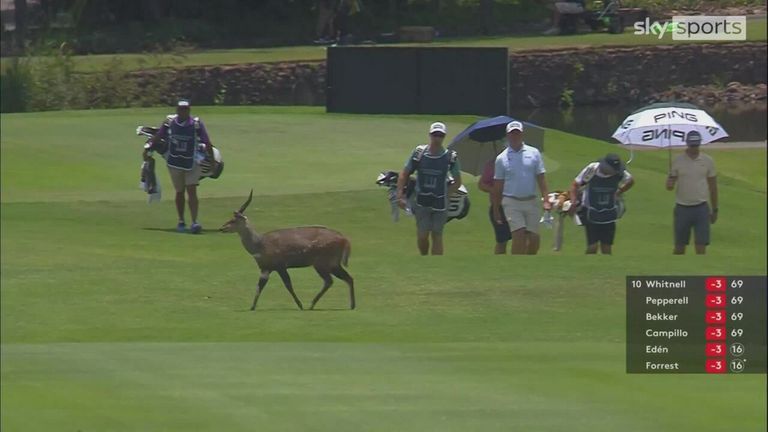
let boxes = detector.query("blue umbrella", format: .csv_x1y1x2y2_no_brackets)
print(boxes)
448,116,545,175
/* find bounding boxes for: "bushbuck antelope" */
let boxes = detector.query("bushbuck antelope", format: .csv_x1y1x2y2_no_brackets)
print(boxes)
220,190,355,311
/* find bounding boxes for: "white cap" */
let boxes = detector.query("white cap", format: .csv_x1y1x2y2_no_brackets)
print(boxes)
506,121,524,133
177,99,191,107
429,122,447,135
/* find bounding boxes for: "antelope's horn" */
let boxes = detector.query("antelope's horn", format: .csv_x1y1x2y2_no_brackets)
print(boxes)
238,189,253,214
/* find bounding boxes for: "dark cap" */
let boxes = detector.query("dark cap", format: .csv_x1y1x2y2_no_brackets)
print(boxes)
598,153,623,174
686,131,702,146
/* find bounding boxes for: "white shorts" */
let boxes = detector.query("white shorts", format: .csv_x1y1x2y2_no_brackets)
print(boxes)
502,197,541,234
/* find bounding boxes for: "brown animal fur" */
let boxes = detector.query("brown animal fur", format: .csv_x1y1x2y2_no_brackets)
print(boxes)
220,191,355,311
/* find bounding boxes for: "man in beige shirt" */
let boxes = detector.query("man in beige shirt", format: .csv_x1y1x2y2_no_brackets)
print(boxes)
666,131,719,255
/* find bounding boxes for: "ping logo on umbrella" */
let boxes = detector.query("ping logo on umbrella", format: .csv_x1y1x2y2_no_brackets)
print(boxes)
652,111,699,123
705,126,721,136
641,129,687,142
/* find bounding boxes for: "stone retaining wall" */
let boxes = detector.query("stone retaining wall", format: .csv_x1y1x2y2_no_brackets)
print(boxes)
130,42,766,109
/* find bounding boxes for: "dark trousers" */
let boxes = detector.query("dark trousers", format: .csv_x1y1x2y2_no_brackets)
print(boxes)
674,203,710,245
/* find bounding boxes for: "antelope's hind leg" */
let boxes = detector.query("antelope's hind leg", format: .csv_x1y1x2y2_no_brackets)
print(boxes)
310,267,334,310
331,267,355,310
277,269,304,310
252,270,271,310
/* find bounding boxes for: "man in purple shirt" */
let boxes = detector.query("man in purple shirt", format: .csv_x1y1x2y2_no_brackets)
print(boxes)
145,100,214,234
478,154,511,254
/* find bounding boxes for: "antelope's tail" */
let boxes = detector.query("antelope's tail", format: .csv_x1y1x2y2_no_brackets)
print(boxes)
341,239,351,267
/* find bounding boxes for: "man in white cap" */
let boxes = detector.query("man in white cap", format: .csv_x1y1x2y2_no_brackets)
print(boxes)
397,122,462,255
492,121,551,255
146,99,214,234
666,131,718,255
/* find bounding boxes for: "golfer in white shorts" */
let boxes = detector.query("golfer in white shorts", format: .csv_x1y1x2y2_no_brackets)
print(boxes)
492,121,551,255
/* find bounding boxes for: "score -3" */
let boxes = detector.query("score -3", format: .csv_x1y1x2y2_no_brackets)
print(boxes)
705,295,745,308
706,294,726,308
706,310,726,324
706,359,727,374
706,277,727,292
706,342,726,356
705,326,745,340
706,277,746,292
706,358,746,374
706,326,727,340
704,311,744,324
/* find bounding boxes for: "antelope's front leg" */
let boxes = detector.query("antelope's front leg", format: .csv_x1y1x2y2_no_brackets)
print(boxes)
252,271,271,310
277,269,304,310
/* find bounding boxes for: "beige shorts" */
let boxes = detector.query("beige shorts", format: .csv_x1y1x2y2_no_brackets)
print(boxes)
502,197,541,234
554,2,584,14
168,164,201,192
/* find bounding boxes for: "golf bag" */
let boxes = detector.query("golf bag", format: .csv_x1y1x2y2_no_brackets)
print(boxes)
375,170,470,222
376,171,414,222
136,124,224,180
542,191,581,251
543,187,626,251
140,156,162,203
447,183,470,222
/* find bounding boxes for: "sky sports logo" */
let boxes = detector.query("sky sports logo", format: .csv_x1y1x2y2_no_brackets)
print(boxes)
634,16,746,41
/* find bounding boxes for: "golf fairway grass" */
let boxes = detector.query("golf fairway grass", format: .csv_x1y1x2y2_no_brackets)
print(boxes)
1,106,766,431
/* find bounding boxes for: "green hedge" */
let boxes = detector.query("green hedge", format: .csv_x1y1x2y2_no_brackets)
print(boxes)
0,59,30,113
0,52,176,113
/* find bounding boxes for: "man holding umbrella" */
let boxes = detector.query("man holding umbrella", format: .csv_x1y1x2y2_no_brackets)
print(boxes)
611,102,727,255
666,131,719,255
479,153,511,254
447,116,546,255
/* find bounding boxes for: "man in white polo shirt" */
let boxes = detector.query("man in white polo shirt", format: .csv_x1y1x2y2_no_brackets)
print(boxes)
666,131,719,255
492,121,551,255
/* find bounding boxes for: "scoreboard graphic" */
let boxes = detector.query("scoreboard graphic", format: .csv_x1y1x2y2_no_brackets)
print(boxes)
626,276,767,374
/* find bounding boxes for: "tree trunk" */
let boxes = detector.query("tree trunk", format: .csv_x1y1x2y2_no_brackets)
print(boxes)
39,0,51,29
480,0,493,35
141,0,164,21
14,0,27,51
388,0,397,25
432,0,441,15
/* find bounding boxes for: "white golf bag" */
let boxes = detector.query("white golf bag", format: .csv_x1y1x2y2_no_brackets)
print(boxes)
376,170,470,222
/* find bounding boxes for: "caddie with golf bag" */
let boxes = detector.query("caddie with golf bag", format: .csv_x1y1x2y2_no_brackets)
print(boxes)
140,99,223,234
569,153,634,255
396,122,463,256
376,170,469,223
